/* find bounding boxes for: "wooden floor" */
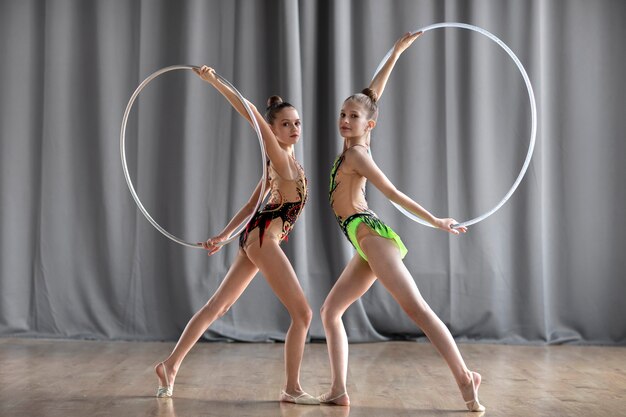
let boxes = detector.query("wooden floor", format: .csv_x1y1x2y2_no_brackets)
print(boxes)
0,338,624,417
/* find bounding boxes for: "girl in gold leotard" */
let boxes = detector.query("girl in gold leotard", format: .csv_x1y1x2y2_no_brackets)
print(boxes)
154,66,317,405
239,154,307,249
319,33,485,412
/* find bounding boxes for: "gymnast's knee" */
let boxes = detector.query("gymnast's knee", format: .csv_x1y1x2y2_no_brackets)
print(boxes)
292,305,313,328
320,303,342,327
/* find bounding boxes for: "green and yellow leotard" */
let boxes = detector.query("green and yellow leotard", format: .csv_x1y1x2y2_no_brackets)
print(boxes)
329,145,407,261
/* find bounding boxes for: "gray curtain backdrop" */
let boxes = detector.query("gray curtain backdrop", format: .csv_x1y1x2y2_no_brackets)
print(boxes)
1,0,625,344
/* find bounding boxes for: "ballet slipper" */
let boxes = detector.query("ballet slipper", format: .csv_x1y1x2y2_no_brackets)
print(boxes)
156,362,173,398
464,371,485,412
280,390,320,405
318,391,349,405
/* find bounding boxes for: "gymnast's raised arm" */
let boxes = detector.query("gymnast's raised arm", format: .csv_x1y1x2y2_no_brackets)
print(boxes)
194,66,294,178
368,31,422,101
194,66,252,124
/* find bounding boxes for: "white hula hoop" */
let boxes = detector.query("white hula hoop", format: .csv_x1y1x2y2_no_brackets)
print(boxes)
120,65,267,249
372,23,537,229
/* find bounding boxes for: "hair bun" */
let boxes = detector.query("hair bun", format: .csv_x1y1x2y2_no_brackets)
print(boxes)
361,88,378,103
264,96,295,124
266,95,284,108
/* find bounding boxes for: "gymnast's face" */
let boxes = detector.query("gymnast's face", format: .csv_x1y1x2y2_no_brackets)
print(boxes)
339,101,375,139
271,108,302,146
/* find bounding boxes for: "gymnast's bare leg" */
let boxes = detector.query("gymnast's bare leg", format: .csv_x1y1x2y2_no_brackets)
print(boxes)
320,227,483,409
155,249,258,391
155,237,313,400
246,238,313,400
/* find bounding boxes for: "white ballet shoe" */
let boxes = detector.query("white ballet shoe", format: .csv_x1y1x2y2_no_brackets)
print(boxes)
464,372,485,412
156,362,173,398
318,391,348,405
280,390,320,405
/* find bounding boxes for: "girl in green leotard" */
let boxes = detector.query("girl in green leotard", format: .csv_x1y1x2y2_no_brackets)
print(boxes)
319,32,485,413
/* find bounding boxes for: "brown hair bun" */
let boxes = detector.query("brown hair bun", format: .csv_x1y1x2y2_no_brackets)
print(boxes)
361,88,378,103
264,95,295,124
266,95,284,108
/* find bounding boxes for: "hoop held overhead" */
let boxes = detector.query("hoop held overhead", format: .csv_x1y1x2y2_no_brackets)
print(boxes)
372,23,537,229
120,65,268,249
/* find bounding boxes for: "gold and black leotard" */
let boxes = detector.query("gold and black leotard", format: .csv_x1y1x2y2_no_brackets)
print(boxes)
240,157,307,249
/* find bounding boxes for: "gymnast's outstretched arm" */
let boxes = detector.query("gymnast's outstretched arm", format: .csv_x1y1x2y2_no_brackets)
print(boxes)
347,146,466,235
368,31,422,101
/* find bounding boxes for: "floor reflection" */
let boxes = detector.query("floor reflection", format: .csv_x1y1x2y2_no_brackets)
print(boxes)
143,398,352,417
141,397,482,417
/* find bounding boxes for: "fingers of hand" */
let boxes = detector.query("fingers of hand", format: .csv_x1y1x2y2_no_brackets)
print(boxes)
194,65,215,81
406,31,421,44
201,239,215,250
447,220,468,235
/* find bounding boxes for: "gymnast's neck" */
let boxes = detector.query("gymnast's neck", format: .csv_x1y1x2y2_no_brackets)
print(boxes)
343,134,370,152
